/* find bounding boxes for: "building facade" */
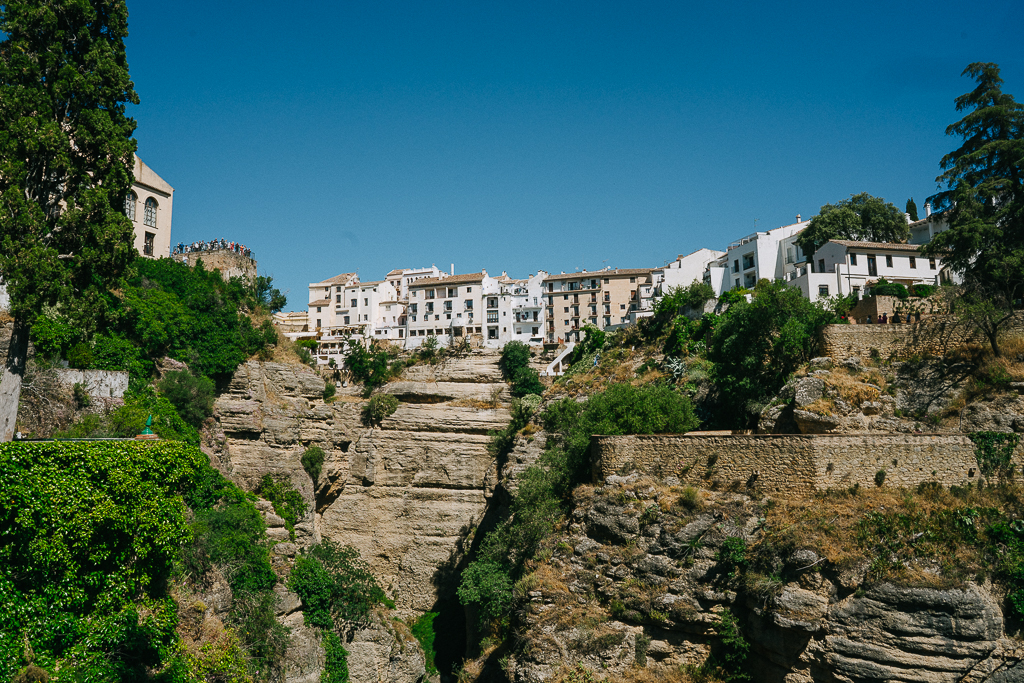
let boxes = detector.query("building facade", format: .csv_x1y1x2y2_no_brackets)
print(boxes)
127,155,174,259
543,268,652,343
705,218,809,295
405,271,498,347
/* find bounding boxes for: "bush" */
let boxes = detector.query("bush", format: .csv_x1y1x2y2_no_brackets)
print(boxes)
323,381,336,401
321,631,350,683
872,278,910,299
362,394,399,427
302,446,326,483
66,342,94,369
158,370,216,429
255,474,308,540
288,541,392,629
910,283,936,298
409,612,439,676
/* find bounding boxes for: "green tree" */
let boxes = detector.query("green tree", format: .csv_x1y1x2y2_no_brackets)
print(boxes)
923,63,1024,356
796,193,910,258
906,197,919,221
0,0,139,440
709,280,836,426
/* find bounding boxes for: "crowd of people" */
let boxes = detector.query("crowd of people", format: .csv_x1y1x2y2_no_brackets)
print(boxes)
172,239,254,259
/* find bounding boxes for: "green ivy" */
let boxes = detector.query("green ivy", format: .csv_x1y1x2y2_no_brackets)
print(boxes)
408,612,439,676
255,474,308,540
970,432,1021,478
321,631,350,683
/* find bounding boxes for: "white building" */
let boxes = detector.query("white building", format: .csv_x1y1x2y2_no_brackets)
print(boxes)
405,271,498,348
500,271,547,345
705,218,809,295
653,248,727,296
785,240,944,303
908,203,949,245
127,155,174,259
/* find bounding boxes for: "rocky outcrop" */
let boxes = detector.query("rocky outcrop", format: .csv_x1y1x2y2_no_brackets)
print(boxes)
508,475,1024,683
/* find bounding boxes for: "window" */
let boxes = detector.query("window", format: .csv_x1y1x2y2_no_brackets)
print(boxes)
885,255,893,268
487,297,498,308
410,304,418,313
426,302,434,313
488,327,498,339
444,301,452,311
466,287,472,292
742,254,755,270
464,300,473,310
316,306,321,313
487,312,498,323
929,258,936,270
629,277,636,283
447,287,457,298
604,317,611,326
620,304,626,310
125,192,137,220
603,278,609,284
819,258,825,273
564,307,569,313
363,298,369,306
344,315,350,324
733,260,739,273
548,283,554,292
143,231,155,256
867,255,877,277
316,318,321,327
909,257,916,269
426,289,435,299
143,197,157,227
818,285,829,297
734,279,740,289
351,298,357,307
850,253,858,266
532,327,539,335
336,295,341,303
563,294,568,300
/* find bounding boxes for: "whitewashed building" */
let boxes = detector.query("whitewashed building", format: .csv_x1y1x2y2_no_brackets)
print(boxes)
705,218,809,295
405,271,498,348
499,271,547,345
785,240,944,303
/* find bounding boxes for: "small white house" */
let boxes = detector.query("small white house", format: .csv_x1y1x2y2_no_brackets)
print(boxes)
785,240,943,303
705,218,809,295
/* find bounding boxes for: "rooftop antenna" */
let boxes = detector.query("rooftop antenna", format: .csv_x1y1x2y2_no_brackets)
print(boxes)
753,218,759,230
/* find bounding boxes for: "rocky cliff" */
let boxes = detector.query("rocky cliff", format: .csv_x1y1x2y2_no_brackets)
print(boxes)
503,474,1024,683
208,352,513,680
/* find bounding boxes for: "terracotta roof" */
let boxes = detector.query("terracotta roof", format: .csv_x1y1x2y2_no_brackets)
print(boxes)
410,272,486,287
831,240,924,252
308,299,329,307
543,268,652,282
315,272,357,286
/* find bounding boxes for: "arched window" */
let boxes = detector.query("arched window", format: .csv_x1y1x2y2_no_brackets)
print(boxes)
144,197,157,227
124,192,137,221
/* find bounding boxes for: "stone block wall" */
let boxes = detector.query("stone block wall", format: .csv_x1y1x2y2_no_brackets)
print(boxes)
593,433,1024,494
820,315,1024,361
53,369,128,399
173,250,256,281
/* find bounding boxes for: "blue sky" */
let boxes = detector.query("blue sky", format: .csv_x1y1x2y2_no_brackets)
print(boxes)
124,0,1023,310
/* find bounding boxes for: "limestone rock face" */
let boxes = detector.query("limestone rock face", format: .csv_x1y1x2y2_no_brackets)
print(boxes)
347,616,427,683
507,477,1023,683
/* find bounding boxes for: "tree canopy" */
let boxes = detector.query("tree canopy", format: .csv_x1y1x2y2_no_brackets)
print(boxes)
796,193,910,258
0,0,138,440
922,62,1024,356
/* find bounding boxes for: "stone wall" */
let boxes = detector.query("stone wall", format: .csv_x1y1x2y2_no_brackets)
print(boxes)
593,433,1024,494
820,315,1024,360
53,369,128,399
173,250,256,281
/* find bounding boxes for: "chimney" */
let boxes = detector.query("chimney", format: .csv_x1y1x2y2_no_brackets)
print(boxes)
925,202,932,217
796,214,802,223
905,212,911,223
450,263,454,277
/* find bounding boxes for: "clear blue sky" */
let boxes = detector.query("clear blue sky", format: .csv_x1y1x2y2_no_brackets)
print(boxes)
124,0,1023,310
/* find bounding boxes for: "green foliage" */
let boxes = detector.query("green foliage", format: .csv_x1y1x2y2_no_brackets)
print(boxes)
409,612,439,676
871,278,910,299
796,193,910,257
296,339,319,352
970,432,1021,479
719,288,750,305
909,284,936,298
344,339,395,393
717,537,748,575
53,385,201,444
708,281,837,426
323,381,337,401
875,470,887,487
242,275,288,314
302,446,326,483
0,441,209,682
0,0,138,334
321,631,350,683
500,340,545,397
647,281,716,341
460,383,698,633
72,382,90,408
255,474,308,540
66,342,94,369
91,332,154,391
569,324,607,365
924,63,1024,356
362,393,399,427
288,541,392,630
906,197,919,221
158,370,216,429
28,313,77,361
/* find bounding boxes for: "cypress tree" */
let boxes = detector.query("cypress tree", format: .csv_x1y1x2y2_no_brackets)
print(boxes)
906,197,919,221
0,0,139,440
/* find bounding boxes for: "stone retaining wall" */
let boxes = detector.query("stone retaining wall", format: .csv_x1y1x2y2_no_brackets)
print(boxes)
820,315,1024,360
593,433,1024,494
173,250,256,281
53,369,128,399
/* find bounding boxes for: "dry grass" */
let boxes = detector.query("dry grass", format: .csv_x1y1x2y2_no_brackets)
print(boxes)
822,366,883,406
801,398,837,416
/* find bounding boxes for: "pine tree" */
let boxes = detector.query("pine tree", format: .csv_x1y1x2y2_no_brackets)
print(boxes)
906,197,919,221
923,62,1024,356
0,0,139,440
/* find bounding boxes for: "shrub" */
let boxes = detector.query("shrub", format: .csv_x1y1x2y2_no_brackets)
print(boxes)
323,381,337,401
409,612,439,676
875,470,887,487
255,474,308,540
158,370,216,428
362,394,399,427
302,446,326,483
321,631,350,683
910,284,936,298
72,382,91,408
66,342,94,369
288,541,392,629
872,278,910,299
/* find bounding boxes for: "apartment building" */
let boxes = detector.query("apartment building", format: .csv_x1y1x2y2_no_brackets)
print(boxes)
908,203,949,245
705,218,809,295
307,272,360,331
498,272,547,345
405,271,498,347
785,240,944,303
384,265,447,301
543,268,652,343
